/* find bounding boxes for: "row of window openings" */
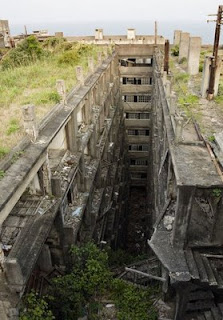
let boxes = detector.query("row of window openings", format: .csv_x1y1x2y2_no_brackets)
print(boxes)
130,159,148,166
128,129,150,136
122,77,152,85
122,95,151,103
131,173,147,179
126,112,150,119
120,58,153,66
128,144,149,151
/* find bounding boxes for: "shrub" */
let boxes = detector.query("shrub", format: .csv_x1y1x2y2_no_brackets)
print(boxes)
48,243,111,319
42,37,66,50
112,279,159,320
1,36,45,70
57,50,80,65
171,45,179,56
57,44,96,66
19,291,55,320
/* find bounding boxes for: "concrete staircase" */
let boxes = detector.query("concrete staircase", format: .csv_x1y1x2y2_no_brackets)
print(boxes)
185,248,223,289
184,248,223,320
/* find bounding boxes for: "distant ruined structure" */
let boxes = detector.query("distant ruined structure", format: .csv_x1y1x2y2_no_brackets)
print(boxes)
0,20,11,48
0,26,223,320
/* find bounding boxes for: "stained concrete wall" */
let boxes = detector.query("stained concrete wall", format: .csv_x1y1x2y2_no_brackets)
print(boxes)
178,32,190,62
187,37,201,75
173,30,182,46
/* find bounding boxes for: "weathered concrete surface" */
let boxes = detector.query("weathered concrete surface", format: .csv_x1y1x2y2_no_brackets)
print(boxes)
201,56,222,97
149,230,191,283
173,30,182,46
178,32,190,62
171,144,222,187
187,37,201,75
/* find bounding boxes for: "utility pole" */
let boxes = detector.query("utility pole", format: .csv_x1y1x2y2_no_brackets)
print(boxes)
164,40,169,74
154,21,157,45
207,5,223,100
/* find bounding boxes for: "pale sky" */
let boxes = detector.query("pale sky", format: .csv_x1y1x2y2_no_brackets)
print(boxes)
0,0,222,24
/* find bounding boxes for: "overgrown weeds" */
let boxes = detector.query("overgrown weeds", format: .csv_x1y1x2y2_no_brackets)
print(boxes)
0,36,106,155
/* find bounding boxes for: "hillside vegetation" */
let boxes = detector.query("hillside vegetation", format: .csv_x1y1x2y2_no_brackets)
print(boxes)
0,36,106,159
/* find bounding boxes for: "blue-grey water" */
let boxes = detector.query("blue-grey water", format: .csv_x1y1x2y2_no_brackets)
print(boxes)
9,20,220,44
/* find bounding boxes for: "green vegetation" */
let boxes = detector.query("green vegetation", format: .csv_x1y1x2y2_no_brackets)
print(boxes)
178,94,199,106
2,36,46,70
6,118,20,135
208,135,215,142
112,279,159,320
178,57,187,65
0,36,105,155
215,80,223,104
19,243,159,320
171,45,179,57
19,291,55,320
0,170,5,179
212,188,222,198
0,147,9,159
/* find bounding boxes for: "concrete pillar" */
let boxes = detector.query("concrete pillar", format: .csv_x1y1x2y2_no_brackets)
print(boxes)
214,56,222,96
172,186,195,248
187,37,201,75
95,28,103,40
97,52,102,65
127,28,136,40
103,46,108,58
42,154,52,194
38,244,52,273
170,93,177,115
77,155,86,192
173,30,182,46
201,56,222,98
179,32,190,62
22,104,38,142
174,285,191,320
174,116,184,143
65,113,78,152
51,176,62,197
76,66,84,86
89,127,97,158
88,56,94,72
29,174,41,195
165,80,171,98
201,56,212,98
162,71,167,85
56,79,67,106
5,258,24,291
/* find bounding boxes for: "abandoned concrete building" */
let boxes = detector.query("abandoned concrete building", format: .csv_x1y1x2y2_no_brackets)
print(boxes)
0,20,11,48
1,28,223,320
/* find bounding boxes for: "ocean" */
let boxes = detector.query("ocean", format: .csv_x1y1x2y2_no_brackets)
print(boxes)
9,20,221,45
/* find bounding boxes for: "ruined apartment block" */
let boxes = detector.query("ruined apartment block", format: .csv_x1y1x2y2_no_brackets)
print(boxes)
0,29,223,320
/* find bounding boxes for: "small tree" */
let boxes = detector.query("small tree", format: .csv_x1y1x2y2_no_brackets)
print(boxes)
19,291,54,320
49,242,111,320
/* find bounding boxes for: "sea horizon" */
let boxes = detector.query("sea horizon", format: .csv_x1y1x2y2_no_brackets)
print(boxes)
9,19,220,45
